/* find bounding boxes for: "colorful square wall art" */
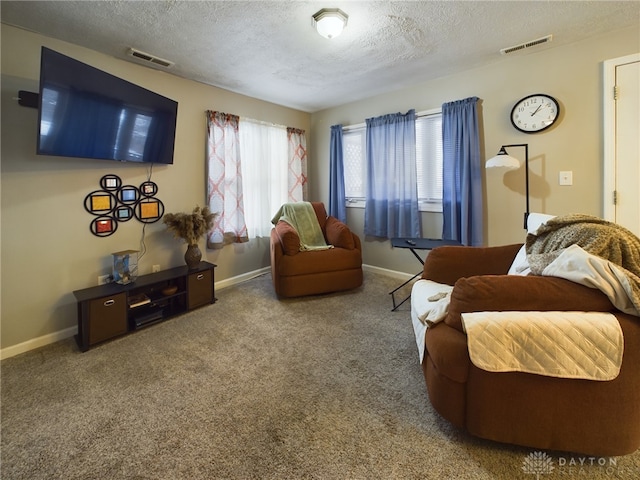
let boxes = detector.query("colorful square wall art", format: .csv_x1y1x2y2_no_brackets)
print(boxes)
90,216,118,237
116,206,133,221
140,181,158,196
141,202,159,219
100,174,122,191
84,190,117,215
91,195,112,211
85,175,164,235
136,198,164,224
96,219,112,233
119,186,139,203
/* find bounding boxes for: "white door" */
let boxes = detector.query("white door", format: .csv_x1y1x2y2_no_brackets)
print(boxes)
603,54,640,236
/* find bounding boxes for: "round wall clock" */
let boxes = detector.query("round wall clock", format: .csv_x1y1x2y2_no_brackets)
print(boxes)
510,94,560,133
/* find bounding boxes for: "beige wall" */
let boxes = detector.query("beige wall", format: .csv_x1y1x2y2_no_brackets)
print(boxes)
1,25,310,351
309,26,639,275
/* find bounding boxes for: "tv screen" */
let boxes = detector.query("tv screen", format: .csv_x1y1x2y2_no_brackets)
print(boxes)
37,47,178,165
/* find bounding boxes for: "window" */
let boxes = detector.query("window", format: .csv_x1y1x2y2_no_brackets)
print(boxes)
239,118,289,238
205,111,308,248
343,110,443,212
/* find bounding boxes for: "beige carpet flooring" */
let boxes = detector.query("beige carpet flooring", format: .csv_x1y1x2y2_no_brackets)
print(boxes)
2,271,639,479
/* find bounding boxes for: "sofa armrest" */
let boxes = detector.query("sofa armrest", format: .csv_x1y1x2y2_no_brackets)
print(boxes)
444,274,615,331
422,244,522,286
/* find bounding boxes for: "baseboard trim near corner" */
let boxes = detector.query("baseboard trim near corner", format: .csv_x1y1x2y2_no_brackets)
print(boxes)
1,326,77,361
0,267,273,360
215,266,271,290
363,264,416,281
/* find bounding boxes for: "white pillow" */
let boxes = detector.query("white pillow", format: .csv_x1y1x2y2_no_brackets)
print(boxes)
508,245,530,275
527,212,556,234
507,212,557,275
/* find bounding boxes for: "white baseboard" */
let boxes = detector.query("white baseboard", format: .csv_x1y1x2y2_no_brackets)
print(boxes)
0,267,272,361
215,267,271,290
363,264,416,281
1,326,77,360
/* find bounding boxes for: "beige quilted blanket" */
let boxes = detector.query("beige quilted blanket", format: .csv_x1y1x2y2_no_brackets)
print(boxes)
462,311,623,380
526,214,640,316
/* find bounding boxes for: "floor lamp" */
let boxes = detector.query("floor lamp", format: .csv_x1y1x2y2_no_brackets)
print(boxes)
486,143,529,229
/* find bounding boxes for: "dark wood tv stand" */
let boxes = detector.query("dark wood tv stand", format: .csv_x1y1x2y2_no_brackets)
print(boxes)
73,261,216,351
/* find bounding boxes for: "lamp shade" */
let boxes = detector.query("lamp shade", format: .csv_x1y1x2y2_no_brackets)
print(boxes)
312,8,348,39
486,147,520,170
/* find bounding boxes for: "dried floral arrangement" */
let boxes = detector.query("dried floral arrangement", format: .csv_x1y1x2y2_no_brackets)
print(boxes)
163,206,217,245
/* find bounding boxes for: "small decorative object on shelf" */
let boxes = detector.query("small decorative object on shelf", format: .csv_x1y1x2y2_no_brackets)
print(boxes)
128,293,150,308
163,206,217,269
161,285,178,296
112,249,139,284
184,244,202,269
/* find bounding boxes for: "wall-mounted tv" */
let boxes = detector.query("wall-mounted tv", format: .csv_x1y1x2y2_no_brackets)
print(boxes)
37,47,178,165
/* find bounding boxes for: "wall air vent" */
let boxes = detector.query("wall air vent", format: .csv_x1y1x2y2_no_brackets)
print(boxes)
500,35,553,55
127,48,174,68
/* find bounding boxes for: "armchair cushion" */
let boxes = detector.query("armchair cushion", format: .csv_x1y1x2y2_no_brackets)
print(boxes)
275,221,300,256
325,216,355,250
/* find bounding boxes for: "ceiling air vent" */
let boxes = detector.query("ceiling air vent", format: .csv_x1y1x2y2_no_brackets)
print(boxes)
127,48,174,68
500,35,553,55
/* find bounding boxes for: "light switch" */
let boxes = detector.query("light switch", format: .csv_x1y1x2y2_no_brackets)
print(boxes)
559,171,573,186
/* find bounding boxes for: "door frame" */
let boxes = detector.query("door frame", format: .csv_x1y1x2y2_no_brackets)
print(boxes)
602,52,640,222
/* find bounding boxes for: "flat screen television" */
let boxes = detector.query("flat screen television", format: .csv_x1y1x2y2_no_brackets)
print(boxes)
37,47,178,165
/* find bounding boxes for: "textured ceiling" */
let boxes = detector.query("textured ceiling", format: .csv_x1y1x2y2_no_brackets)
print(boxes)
2,1,639,112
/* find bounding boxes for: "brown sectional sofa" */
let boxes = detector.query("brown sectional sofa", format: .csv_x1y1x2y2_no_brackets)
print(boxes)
270,202,363,298
421,244,640,456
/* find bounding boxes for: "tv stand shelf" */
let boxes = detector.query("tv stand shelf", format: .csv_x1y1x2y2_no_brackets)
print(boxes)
73,261,216,352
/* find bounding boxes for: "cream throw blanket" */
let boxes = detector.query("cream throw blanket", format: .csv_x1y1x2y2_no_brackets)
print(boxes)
271,202,333,251
410,279,454,363
462,311,623,381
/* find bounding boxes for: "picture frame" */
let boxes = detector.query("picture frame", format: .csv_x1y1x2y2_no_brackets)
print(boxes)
135,198,164,223
84,176,165,236
100,174,122,191
84,190,117,215
139,181,158,197
90,216,118,237
115,205,134,222
118,185,139,204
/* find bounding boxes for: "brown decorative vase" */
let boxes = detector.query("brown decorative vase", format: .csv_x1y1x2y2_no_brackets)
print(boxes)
184,244,202,269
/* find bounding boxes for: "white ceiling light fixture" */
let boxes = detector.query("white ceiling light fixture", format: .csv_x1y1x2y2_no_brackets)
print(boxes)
312,8,348,39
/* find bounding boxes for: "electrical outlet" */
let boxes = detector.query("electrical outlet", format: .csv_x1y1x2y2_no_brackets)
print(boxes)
98,274,111,285
152,264,161,273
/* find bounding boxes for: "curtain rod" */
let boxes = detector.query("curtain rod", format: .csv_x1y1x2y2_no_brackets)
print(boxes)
342,107,441,132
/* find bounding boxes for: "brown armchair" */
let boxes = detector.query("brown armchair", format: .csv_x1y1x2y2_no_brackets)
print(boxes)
269,202,363,298
418,244,640,456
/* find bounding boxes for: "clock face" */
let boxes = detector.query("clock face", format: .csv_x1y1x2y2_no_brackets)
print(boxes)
510,94,559,133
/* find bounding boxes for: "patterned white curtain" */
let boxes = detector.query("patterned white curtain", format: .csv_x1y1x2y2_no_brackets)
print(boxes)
287,128,308,202
239,118,289,238
206,111,248,249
